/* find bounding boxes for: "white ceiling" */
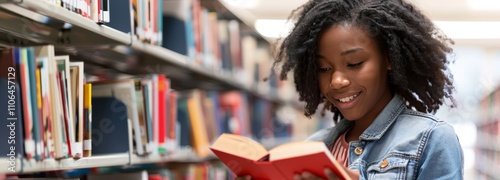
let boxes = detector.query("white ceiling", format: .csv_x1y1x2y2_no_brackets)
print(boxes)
236,0,500,21
220,0,500,47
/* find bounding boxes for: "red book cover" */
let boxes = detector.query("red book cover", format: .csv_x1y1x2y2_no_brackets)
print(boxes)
210,134,351,180
17,48,34,160
192,0,202,63
210,149,284,180
157,74,166,153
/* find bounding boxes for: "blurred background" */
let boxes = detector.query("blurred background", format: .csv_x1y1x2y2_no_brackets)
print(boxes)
217,0,500,179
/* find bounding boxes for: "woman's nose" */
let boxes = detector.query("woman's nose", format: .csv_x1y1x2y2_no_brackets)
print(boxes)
330,71,350,89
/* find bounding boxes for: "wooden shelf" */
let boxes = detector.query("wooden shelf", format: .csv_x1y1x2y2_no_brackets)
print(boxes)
0,0,130,46
0,0,302,174
0,137,299,173
0,0,297,107
21,154,130,173
129,36,297,106
0,157,22,174
130,149,217,165
1,150,217,174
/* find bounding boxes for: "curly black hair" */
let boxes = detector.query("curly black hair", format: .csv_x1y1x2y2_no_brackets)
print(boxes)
271,0,456,122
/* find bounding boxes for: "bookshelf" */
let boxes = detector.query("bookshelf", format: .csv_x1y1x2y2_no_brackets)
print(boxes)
0,152,217,174
474,86,500,179
22,154,129,173
0,0,307,177
0,0,130,46
0,0,297,104
130,39,291,105
200,0,275,44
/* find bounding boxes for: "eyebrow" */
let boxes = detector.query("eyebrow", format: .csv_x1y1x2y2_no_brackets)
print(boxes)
340,48,363,56
316,47,364,59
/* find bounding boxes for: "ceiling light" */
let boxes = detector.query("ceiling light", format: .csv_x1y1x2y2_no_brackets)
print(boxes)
434,21,500,39
255,19,500,40
220,0,260,8
467,0,500,10
254,19,293,39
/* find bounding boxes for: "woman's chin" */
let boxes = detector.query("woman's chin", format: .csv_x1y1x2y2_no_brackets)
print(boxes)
338,109,363,121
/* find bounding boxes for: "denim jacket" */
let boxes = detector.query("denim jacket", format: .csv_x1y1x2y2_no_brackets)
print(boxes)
307,95,464,180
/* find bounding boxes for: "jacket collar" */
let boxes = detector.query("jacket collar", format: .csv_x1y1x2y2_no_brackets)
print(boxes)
323,94,406,146
358,94,406,140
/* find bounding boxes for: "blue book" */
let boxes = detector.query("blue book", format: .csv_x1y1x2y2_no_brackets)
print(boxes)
0,77,24,173
162,15,188,56
106,0,132,34
176,96,191,147
91,97,130,155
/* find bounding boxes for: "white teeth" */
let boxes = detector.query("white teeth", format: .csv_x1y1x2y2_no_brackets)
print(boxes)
339,93,358,103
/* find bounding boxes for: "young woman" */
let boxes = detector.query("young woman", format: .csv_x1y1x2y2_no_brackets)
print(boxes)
240,0,463,179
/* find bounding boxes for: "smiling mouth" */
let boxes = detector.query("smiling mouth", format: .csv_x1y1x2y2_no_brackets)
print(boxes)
336,92,361,103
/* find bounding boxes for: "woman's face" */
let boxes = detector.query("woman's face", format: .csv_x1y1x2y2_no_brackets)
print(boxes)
317,25,393,122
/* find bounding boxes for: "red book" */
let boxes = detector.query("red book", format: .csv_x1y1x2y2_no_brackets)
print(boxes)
166,90,177,153
157,75,166,153
210,133,351,180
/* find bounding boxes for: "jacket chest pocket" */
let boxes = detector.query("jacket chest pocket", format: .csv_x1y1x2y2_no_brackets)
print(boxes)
367,157,410,180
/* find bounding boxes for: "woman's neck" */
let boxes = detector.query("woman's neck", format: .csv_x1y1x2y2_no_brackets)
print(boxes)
345,92,394,142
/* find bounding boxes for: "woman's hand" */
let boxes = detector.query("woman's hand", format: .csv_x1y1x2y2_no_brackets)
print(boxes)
235,175,251,180
234,166,359,180
293,167,359,180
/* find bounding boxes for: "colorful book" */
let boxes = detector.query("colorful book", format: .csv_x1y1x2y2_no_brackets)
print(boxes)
83,83,92,157
210,133,351,180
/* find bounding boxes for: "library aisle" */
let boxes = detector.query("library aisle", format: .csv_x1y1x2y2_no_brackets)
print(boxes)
0,0,499,179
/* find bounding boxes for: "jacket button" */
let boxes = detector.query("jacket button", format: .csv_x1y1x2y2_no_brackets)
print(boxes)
380,159,389,168
354,147,363,155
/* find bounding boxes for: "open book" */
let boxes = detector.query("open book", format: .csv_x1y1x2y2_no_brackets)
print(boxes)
210,133,351,180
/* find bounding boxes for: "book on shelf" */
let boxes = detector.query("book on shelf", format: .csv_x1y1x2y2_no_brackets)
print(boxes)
83,83,93,157
69,61,85,159
0,49,25,173
210,133,351,180
91,97,131,155
1,45,98,163
87,170,149,180
91,79,145,156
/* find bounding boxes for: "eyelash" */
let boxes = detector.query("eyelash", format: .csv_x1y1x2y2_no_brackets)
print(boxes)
318,67,331,72
347,62,363,68
318,62,363,72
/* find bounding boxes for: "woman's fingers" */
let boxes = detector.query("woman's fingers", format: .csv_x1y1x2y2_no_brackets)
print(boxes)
294,171,324,180
294,174,302,180
292,167,361,180
234,175,251,180
346,168,360,180
302,171,318,179
324,166,360,180
324,168,340,180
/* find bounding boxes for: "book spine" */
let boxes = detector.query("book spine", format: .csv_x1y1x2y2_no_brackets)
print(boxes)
83,83,92,157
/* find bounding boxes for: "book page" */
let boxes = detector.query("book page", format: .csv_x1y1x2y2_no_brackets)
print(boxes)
211,133,268,161
269,141,329,161
269,141,351,179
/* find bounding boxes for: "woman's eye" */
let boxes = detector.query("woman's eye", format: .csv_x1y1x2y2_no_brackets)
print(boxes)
347,62,363,68
318,67,331,72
